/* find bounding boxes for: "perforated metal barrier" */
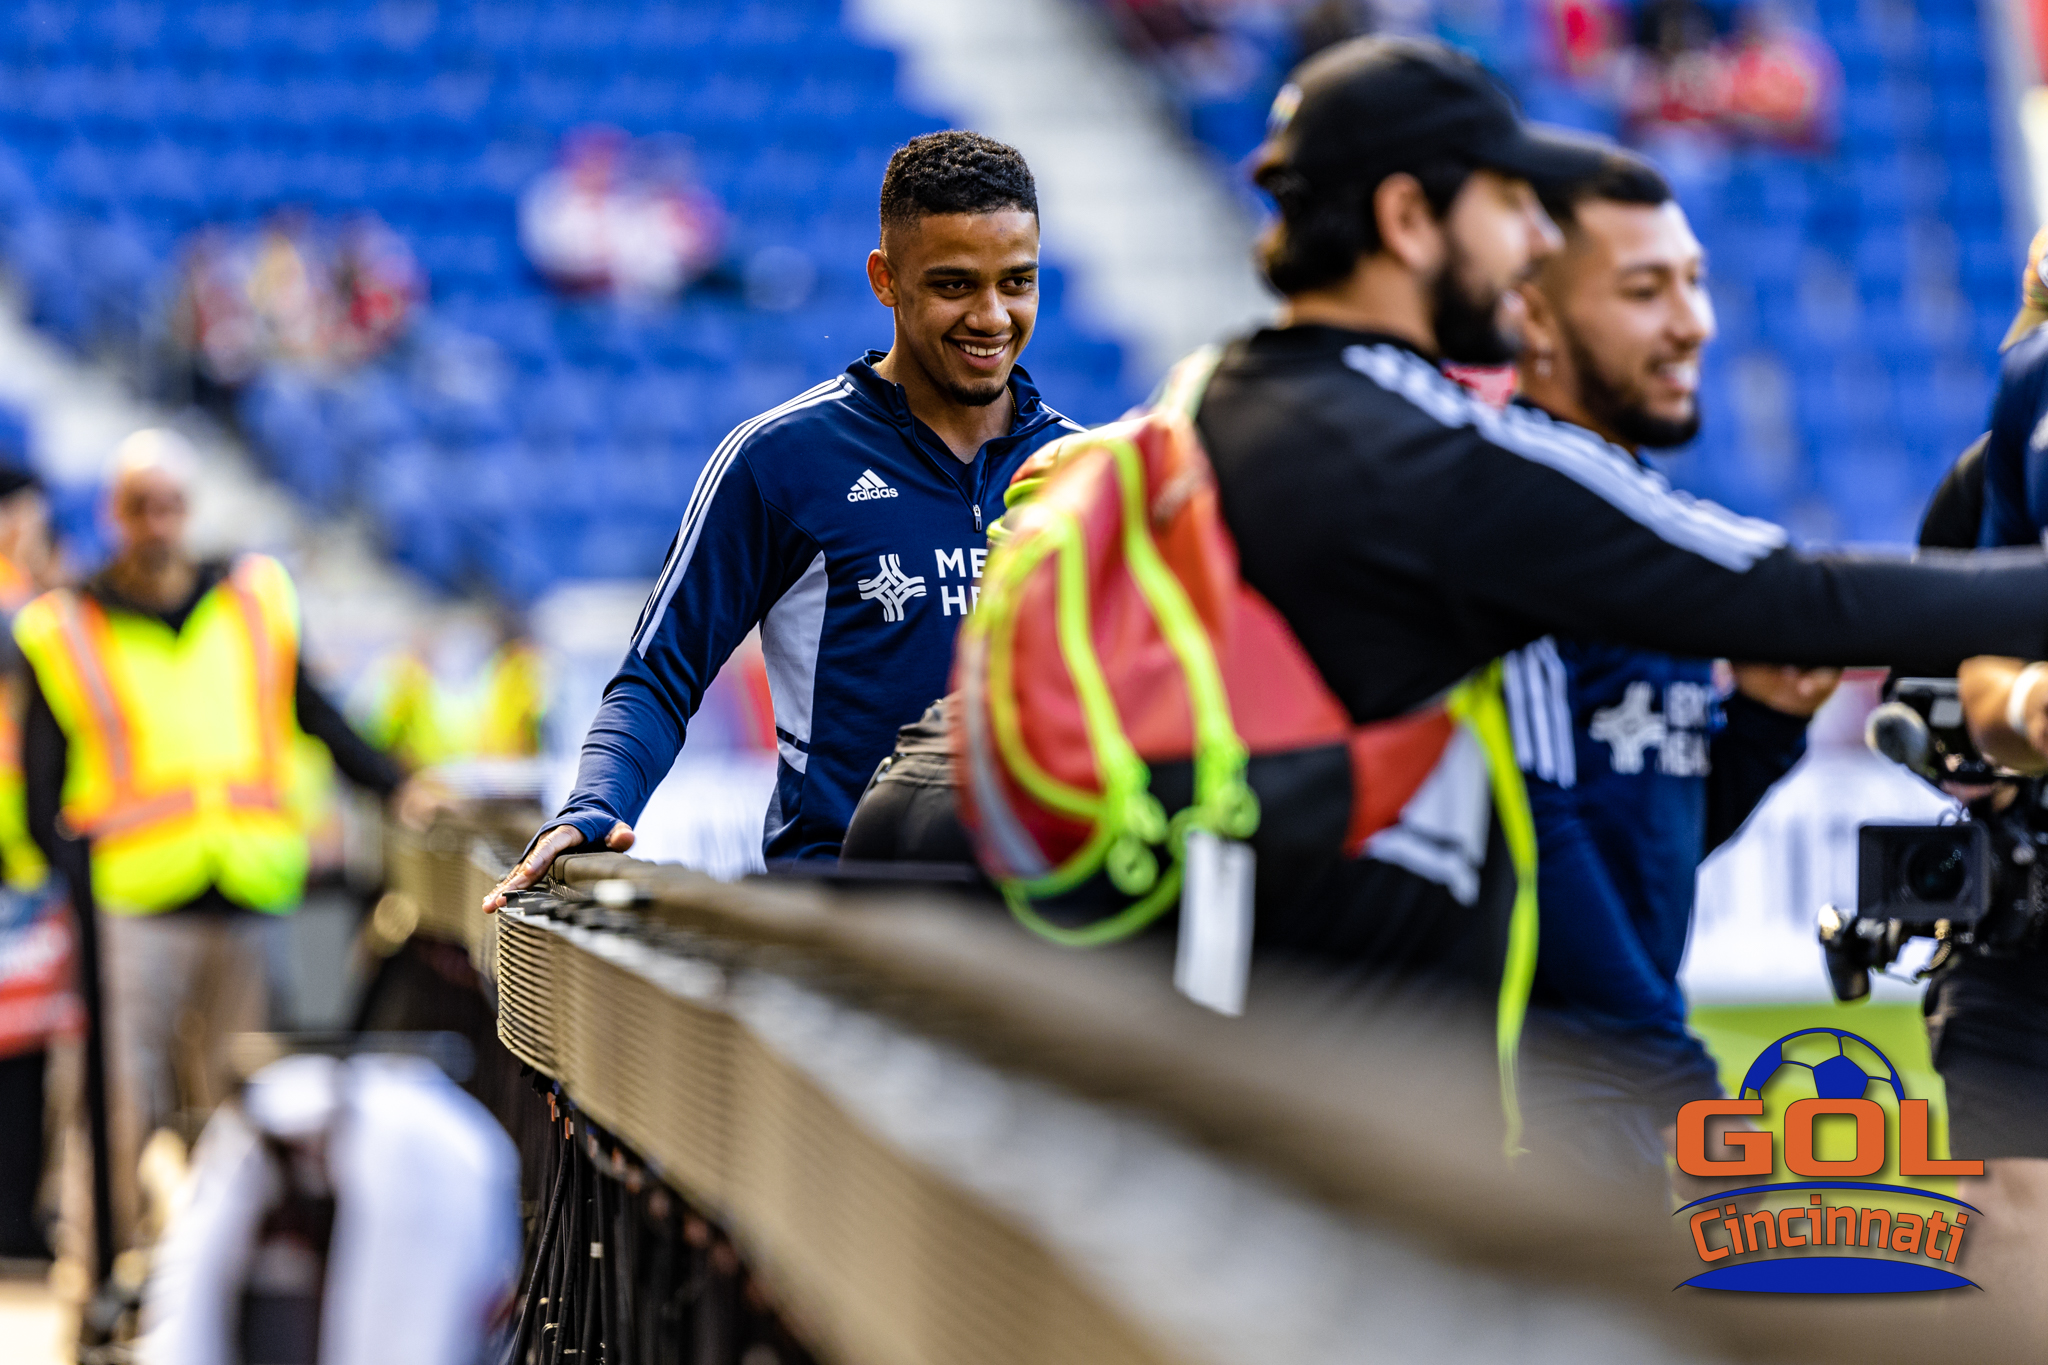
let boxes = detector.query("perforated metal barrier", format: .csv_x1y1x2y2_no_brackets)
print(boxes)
389,814,2045,1365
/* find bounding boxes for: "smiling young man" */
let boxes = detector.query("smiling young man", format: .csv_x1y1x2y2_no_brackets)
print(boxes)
486,132,1082,899
1498,152,1840,1196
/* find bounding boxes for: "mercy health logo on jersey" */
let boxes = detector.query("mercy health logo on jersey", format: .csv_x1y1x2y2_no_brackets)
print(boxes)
847,469,900,502
857,555,926,622
1674,1029,1981,1294
858,548,988,623
933,545,986,617
1590,679,1711,776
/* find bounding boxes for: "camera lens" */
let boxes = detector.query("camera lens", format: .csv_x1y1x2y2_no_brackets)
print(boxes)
1903,837,1969,903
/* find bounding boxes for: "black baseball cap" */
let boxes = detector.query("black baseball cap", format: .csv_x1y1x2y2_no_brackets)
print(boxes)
1257,37,1611,203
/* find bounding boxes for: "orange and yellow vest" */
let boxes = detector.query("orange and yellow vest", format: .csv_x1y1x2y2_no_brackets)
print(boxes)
13,554,308,915
0,554,45,889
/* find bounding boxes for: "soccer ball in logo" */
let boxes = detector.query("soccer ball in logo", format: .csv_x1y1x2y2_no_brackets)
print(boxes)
1739,1027,1907,1105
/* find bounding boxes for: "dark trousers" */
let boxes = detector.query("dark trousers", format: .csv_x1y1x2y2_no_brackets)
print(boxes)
1925,953,2048,1160
0,1048,47,1258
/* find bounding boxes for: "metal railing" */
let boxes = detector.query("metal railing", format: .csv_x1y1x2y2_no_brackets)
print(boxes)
390,813,2042,1365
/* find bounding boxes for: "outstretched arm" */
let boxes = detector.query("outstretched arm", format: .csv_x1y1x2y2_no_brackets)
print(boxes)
485,450,815,911
1960,655,2048,774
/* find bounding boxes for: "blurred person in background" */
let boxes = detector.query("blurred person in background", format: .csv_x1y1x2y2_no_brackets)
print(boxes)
170,215,421,408
1500,149,1837,1197
358,611,547,770
0,415,70,1262
1903,228,2048,552
139,1051,520,1365
485,130,1084,907
518,126,726,303
1183,35,2048,1110
16,430,408,1259
1977,226,2048,551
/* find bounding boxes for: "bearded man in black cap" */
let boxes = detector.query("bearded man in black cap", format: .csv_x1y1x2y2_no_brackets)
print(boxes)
1191,37,2048,1118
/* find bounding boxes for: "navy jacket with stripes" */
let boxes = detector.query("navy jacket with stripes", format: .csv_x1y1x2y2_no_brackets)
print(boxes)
553,355,1080,861
1505,636,1808,1100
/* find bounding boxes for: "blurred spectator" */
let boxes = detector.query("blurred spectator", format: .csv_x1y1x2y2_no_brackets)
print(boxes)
1295,0,1375,58
0,420,69,1263
356,616,548,771
141,1051,520,1365
518,126,726,302
20,431,407,1260
1718,7,1837,147
1296,0,1438,56
1602,0,1837,147
171,215,422,394
1549,0,1628,79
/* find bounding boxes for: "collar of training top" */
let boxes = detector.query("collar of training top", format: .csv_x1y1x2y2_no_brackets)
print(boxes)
844,352,1055,438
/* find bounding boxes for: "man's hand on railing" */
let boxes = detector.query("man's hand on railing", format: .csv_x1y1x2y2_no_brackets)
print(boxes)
483,820,636,913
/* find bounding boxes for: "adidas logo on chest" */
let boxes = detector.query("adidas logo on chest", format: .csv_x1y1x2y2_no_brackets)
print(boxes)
847,468,899,502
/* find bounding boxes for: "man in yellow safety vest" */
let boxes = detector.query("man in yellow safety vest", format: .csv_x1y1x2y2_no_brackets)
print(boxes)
15,429,406,1253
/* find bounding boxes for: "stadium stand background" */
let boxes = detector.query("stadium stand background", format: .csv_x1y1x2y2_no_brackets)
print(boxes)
0,0,2022,585
0,0,1141,603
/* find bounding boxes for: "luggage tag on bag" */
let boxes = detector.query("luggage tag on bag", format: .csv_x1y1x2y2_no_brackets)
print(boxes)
1174,830,1254,1016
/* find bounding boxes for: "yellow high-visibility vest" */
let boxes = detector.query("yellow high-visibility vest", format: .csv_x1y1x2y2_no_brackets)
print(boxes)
14,554,308,915
0,554,46,889
0,701,47,891
473,643,545,758
360,642,546,767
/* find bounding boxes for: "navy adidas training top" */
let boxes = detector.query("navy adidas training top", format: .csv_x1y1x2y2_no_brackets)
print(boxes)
552,354,1081,861
1505,635,1808,1104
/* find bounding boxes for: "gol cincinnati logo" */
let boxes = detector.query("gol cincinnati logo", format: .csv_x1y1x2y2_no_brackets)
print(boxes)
1673,1028,1981,1294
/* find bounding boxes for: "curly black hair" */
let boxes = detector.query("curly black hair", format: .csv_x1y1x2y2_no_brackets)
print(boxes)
879,131,1037,235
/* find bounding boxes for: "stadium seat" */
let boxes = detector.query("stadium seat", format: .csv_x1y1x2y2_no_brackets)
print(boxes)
0,0,1144,600
0,0,2020,576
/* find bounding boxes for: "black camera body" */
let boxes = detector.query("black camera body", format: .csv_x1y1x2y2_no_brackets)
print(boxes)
1823,678,2048,1000
1856,822,1991,923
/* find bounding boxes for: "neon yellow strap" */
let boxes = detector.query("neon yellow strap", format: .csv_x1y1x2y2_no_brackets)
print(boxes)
980,346,1248,947
1446,662,1540,1160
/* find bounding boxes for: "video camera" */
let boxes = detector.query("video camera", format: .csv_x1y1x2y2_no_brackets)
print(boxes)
1820,678,2048,1000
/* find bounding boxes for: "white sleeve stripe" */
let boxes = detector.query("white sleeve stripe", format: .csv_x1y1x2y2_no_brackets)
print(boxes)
1340,344,1788,572
633,378,851,657
1537,637,1576,789
675,376,847,555
1530,644,1560,782
640,375,843,622
1502,637,1576,788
